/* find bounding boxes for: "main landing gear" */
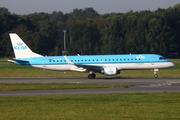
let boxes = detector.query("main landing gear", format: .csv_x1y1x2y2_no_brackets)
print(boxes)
154,69,158,78
88,73,96,79
88,71,96,79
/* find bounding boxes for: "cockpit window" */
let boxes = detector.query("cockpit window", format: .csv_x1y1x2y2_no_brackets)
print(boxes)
159,57,166,60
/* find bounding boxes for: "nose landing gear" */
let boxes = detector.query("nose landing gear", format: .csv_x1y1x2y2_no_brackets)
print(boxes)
154,69,159,78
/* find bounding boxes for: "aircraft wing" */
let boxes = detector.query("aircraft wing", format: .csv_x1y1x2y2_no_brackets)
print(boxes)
67,64,103,73
74,64,104,71
64,56,121,72
64,56,103,70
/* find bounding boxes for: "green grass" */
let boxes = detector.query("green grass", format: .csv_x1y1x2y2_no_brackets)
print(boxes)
0,93,180,120
0,58,180,78
0,59,180,120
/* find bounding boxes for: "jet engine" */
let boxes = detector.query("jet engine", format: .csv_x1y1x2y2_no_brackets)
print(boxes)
101,67,120,76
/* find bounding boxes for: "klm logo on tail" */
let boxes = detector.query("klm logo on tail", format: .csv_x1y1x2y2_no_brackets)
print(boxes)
13,42,27,50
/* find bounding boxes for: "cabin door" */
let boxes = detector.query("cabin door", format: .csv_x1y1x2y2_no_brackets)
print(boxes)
150,56,155,65
42,59,47,67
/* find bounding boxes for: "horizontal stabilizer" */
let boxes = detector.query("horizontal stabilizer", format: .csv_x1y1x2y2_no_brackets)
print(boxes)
7,58,29,63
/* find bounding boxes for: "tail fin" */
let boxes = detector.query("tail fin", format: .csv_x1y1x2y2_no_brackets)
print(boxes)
9,33,43,59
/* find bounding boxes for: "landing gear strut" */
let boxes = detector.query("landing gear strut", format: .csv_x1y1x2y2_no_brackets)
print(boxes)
154,69,159,78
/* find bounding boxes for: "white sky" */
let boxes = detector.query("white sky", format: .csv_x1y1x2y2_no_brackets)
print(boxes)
0,0,180,14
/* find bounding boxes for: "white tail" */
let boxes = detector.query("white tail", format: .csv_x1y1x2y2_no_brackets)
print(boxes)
9,33,43,58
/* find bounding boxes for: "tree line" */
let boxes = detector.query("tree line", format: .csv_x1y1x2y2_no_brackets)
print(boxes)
0,5,180,58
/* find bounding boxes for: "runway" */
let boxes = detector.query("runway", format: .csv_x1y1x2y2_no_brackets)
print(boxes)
0,77,180,96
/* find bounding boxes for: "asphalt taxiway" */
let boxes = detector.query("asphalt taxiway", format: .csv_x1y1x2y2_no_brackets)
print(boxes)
0,77,180,96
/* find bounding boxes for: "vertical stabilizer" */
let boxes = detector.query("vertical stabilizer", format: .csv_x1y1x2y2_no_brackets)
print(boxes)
9,33,43,58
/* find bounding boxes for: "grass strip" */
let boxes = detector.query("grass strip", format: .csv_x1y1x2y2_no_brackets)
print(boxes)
0,93,180,120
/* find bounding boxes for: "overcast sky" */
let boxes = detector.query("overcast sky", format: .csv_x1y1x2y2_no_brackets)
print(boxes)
0,0,180,14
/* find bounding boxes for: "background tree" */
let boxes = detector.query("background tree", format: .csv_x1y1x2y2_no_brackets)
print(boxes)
0,5,180,58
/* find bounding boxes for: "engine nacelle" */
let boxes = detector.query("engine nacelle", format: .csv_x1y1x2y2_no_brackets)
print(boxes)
101,67,119,76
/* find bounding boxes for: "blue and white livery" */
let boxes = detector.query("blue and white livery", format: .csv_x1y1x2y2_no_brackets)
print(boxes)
8,33,174,79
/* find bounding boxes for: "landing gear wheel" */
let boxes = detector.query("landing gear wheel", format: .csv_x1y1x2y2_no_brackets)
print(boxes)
92,73,96,78
88,74,93,79
153,69,159,78
154,74,158,78
88,73,96,79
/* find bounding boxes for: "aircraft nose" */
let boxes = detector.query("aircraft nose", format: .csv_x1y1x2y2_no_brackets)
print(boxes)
169,62,175,67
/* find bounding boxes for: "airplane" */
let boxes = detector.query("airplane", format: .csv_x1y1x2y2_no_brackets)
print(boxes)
8,33,174,79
